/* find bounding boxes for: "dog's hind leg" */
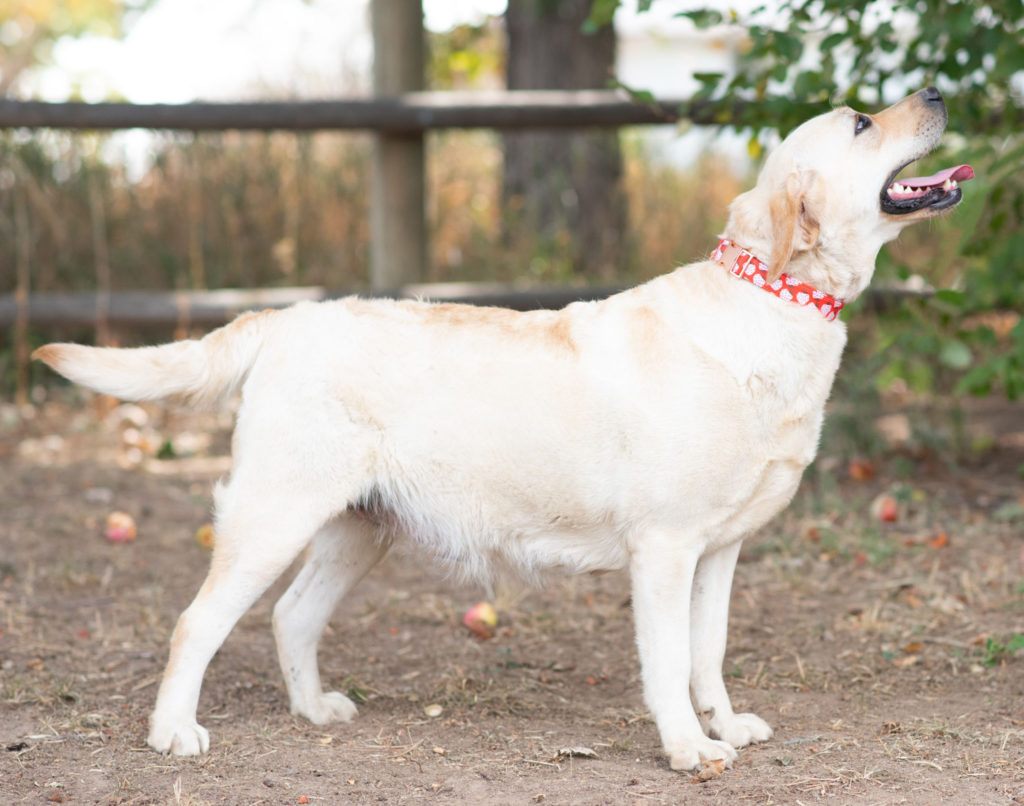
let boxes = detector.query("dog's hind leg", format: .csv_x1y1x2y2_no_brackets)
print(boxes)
272,515,388,725
147,476,345,756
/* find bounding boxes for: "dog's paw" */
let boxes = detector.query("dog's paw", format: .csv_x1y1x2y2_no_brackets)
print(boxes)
293,691,358,725
666,736,737,771
709,712,773,748
148,720,210,756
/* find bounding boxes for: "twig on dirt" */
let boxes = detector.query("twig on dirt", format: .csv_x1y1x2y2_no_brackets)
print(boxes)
865,577,921,591
130,675,160,692
896,756,942,770
354,738,425,756
395,741,426,759
747,660,766,689
794,653,807,686
862,767,892,784
817,761,863,781
783,736,822,745
788,775,842,787
922,637,973,649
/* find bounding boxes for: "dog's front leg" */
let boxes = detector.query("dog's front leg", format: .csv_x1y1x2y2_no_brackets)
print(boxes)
689,541,773,748
629,534,737,771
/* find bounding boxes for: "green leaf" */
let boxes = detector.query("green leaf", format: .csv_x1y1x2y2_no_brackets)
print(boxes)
939,340,972,369
677,9,723,28
906,362,934,393
955,362,998,397
157,440,176,459
608,77,657,106
934,289,965,306
1012,319,1024,348
342,675,369,703
692,71,724,86
992,501,1024,522
821,32,846,51
627,88,657,105
585,0,620,30
772,32,803,63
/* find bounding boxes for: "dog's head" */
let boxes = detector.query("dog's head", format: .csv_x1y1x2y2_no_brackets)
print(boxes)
724,88,972,300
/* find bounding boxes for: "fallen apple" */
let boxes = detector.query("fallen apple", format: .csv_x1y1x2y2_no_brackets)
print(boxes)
195,523,215,550
871,494,899,523
848,458,876,481
104,511,137,542
462,601,498,640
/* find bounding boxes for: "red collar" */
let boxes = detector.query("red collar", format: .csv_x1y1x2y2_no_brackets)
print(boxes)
711,238,845,321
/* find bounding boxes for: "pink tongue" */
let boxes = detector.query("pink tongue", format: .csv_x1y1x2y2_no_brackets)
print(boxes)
898,164,974,187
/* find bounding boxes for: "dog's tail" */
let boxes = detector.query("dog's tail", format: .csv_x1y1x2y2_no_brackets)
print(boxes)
32,309,275,408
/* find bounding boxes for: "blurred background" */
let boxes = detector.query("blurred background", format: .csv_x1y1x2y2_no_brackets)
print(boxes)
1,0,1022,465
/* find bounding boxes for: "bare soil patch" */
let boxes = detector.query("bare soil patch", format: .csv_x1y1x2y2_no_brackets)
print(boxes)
2,394,1023,805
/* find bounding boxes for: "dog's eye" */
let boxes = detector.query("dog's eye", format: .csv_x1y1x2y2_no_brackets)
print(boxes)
854,113,872,135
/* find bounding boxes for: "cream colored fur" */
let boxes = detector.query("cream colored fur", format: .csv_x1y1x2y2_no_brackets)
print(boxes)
33,89,959,770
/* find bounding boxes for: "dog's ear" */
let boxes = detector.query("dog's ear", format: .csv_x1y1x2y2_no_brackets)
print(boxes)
767,170,821,283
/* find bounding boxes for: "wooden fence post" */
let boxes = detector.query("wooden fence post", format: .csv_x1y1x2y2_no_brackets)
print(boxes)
370,0,427,290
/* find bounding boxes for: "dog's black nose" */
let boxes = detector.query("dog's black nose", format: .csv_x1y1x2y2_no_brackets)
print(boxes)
922,86,943,103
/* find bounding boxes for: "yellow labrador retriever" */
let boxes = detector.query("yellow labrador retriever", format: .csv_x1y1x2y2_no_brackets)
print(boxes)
34,88,971,770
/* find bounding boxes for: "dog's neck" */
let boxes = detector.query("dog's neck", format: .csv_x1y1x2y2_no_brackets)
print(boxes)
785,238,881,302
721,187,884,302
711,238,846,321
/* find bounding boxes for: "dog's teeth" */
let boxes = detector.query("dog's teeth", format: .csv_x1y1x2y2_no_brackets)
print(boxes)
942,178,952,190
951,179,957,188
893,183,905,194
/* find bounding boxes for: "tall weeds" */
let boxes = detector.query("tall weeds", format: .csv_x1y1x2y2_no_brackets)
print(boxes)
0,127,743,303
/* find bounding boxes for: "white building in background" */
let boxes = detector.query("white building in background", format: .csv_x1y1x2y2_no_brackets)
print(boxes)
615,8,750,169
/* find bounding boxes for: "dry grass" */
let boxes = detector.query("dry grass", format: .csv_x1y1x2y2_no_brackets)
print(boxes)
0,129,741,304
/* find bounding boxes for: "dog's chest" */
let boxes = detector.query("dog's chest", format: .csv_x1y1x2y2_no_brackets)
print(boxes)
700,356,838,548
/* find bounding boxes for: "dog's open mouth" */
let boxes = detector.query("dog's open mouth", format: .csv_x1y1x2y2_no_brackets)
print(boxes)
881,163,974,214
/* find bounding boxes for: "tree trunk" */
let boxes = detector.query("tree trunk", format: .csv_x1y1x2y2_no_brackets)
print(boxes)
503,0,624,281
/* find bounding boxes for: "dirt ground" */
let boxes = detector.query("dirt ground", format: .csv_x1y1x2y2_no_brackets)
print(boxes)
1,391,1023,806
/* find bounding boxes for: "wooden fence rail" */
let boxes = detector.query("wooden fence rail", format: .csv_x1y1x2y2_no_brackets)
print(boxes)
0,91,711,132
0,284,928,331
0,285,620,330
